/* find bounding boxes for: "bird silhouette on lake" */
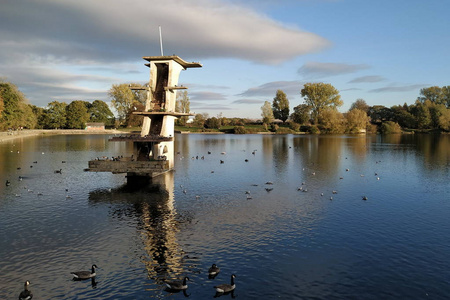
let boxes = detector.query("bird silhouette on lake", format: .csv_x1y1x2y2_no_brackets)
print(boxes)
71,264,98,280
164,276,190,290
19,280,33,300
214,274,236,294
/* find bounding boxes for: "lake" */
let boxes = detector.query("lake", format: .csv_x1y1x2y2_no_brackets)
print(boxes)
0,133,449,299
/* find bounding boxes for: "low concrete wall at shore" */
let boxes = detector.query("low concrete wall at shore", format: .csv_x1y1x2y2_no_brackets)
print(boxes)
0,129,121,143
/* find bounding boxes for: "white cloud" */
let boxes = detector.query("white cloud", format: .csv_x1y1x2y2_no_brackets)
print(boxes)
190,91,228,101
239,81,304,97
0,0,329,108
298,62,370,78
348,75,386,83
369,84,427,93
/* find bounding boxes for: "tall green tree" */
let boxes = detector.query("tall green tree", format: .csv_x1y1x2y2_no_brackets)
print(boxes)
109,83,145,123
345,108,370,133
44,101,67,129
301,83,343,123
89,100,114,125
368,105,393,123
290,104,311,125
192,113,208,128
349,98,369,112
261,100,274,124
30,105,46,129
0,81,32,130
411,101,432,129
418,86,446,106
66,100,90,129
317,108,346,133
175,90,190,126
272,90,290,122
442,86,450,108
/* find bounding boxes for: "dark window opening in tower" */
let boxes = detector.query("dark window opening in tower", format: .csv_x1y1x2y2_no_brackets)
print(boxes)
150,115,164,135
153,63,169,110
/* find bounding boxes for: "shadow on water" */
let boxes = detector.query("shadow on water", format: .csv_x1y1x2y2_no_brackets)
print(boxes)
88,172,194,291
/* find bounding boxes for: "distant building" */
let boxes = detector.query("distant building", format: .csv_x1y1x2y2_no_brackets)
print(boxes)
85,123,105,131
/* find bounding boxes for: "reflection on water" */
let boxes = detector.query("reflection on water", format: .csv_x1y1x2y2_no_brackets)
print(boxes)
88,172,191,285
0,133,449,299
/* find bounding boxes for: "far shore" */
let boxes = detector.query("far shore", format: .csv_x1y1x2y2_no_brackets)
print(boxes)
0,129,122,143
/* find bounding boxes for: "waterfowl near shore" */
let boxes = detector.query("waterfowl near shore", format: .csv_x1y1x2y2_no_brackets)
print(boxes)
164,276,190,290
19,280,33,300
71,264,98,280
214,274,236,293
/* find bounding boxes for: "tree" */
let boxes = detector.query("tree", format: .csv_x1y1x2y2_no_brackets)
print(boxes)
317,108,346,133
437,107,450,131
30,105,46,129
261,101,274,124
418,86,445,106
391,105,415,129
0,81,33,130
301,83,343,123
126,102,145,127
411,101,432,129
192,113,208,128
205,117,221,129
272,90,290,122
290,104,311,125
380,121,402,134
66,100,90,129
109,83,145,124
442,86,450,108
350,98,369,112
44,101,67,129
89,100,114,125
368,105,394,123
175,90,190,126
345,108,370,133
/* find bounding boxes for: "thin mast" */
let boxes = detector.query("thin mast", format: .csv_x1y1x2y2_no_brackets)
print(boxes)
159,26,164,56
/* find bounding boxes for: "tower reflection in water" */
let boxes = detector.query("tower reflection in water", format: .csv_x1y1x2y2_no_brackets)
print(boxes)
88,171,191,293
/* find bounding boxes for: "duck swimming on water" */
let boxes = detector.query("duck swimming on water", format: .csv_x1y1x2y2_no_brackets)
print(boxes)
19,280,33,300
208,264,220,275
71,264,98,280
214,274,236,293
164,276,189,290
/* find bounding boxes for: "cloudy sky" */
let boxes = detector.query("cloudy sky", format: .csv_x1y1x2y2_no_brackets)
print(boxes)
1,0,448,118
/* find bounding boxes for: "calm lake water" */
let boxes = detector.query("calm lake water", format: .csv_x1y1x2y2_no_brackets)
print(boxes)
0,133,449,299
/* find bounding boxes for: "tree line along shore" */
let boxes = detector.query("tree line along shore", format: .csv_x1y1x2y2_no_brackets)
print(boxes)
1,80,449,135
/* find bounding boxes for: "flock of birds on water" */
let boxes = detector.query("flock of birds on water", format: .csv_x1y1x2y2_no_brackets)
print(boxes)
17,263,235,299
177,149,381,202
6,145,383,299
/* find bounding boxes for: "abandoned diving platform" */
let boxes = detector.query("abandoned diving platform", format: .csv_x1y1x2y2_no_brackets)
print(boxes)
85,55,202,179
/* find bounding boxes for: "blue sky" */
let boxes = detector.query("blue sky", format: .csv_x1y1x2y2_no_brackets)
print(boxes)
1,0,448,118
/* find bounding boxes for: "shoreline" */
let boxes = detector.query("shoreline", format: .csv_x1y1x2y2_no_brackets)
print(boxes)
0,129,122,143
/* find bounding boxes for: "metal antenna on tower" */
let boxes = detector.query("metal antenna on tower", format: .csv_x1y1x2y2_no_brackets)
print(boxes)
159,26,164,56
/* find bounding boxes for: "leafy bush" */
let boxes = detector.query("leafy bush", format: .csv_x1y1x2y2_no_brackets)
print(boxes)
288,121,300,132
233,126,247,134
270,123,279,132
380,121,402,134
307,125,320,134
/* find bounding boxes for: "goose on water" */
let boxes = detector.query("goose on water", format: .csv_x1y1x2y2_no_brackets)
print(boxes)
214,274,236,293
71,264,98,280
164,276,190,290
19,280,33,300
208,264,220,275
